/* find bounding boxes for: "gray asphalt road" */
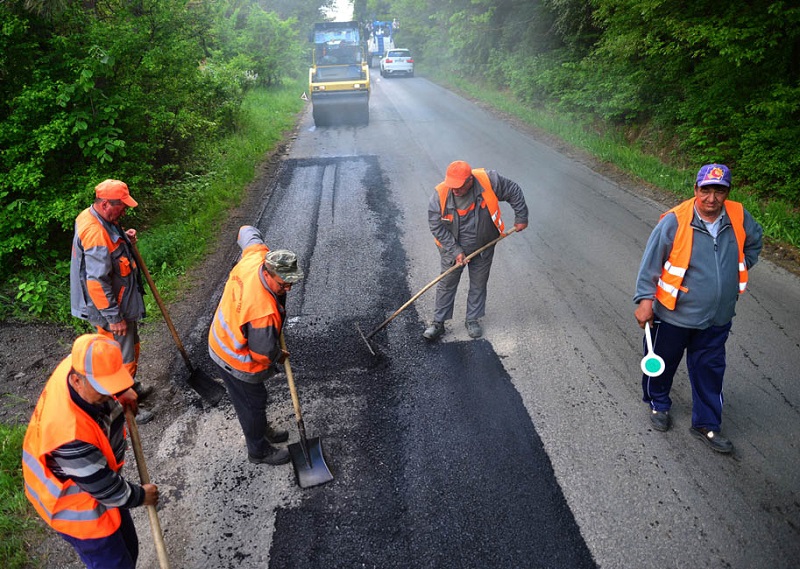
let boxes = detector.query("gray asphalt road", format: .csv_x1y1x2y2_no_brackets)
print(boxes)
136,74,800,569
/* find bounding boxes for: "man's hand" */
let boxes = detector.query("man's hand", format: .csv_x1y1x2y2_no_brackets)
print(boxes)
142,483,159,506
125,228,137,245
634,299,655,329
455,253,468,266
109,320,128,336
277,349,289,364
514,222,528,232
116,388,139,414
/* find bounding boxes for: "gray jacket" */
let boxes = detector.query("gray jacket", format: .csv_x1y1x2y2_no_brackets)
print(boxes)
634,202,763,328
428,169,528,264
70,207,145,327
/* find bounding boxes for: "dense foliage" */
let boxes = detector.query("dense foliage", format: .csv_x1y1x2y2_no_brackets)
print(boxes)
361,0,800,204
0,0,330,280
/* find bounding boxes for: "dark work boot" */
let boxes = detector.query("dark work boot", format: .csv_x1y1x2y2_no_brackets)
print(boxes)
423,321,445,340
649,410,671,432
465,320,483,338
690,427,733,454
266,423,289,444
248,445,290,465
132,381,154,401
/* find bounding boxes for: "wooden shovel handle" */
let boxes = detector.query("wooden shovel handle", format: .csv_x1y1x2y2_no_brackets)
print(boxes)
127,237,194,372
125,409,170,569
367,226,518,338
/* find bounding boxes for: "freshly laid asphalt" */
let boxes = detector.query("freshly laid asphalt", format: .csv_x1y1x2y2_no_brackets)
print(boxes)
255,156,596,568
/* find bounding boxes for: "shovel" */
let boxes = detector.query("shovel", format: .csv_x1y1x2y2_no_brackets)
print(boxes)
279,332,334,489
128,237,226,405
125,408,170,569
357,227,518,355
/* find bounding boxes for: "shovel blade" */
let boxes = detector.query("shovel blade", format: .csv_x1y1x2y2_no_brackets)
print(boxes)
288,437,334,489
187,368,227,406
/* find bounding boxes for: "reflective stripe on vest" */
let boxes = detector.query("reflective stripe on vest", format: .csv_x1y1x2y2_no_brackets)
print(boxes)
208,245,282,374
22,359,122,539
434,168,504,247
655,199,749,310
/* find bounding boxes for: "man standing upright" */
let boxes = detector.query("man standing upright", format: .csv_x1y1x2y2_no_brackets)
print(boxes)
70,179,154,422
208,225,304,465
634,164,763,453
22,334,159,568
424,160,528,340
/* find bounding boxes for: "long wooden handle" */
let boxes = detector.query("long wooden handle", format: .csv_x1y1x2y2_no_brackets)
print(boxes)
128,239,194,372
279,333,306,432
125,409,171,569
367,227,518,338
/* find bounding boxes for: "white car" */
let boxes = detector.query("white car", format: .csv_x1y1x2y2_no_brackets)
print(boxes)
380,49,414,78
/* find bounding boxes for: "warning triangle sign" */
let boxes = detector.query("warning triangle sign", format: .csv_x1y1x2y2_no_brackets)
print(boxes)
301,92,308,101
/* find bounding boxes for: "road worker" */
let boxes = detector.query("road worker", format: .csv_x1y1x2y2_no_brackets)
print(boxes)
208,225,304,465
22,334,159,568
634,164,763,453
70,179,154,423
424,160,528,340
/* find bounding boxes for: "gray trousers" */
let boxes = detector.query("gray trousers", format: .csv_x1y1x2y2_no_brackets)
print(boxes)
432,247,495,322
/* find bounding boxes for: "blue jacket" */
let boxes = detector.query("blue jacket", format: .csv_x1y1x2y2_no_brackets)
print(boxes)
634,202,763,328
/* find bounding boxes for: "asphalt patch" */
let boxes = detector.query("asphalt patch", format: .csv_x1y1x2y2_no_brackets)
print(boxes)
250,156,595,568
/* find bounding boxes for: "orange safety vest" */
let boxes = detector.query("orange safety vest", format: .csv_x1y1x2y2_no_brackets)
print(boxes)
208,243,282,375
434,168,504,247
656,199,749,310
22,358,123,539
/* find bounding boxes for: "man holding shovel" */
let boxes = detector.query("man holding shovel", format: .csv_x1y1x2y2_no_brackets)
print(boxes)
424,160,528,340
22,334,159,568
70,179,154,423
208,225,304,466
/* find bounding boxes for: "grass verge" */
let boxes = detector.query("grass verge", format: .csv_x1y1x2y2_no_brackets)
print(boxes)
0,424,42,569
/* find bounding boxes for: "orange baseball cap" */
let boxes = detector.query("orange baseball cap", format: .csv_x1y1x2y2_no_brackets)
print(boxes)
443,160,473,188
71,334,134,395
95,179,138,207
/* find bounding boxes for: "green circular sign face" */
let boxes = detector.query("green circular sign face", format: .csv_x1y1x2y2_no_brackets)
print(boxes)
644,357,663,374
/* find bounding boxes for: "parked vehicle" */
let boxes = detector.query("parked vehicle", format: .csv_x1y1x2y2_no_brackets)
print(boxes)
380,49,414,78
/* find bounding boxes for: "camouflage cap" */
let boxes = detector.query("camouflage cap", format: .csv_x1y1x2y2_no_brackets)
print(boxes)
264,250,304,283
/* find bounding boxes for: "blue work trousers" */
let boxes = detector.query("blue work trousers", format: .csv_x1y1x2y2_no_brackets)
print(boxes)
642,320,732,431
59,508,138,569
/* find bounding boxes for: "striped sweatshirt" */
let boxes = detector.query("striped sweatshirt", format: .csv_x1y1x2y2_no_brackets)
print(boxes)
45,383,145,509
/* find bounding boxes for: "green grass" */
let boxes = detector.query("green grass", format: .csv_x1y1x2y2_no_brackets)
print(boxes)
0,424,43,569
1,78,307,325
0,78,307,567
427,69,800,248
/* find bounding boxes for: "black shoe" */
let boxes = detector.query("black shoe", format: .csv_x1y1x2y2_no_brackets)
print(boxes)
136,408,155,425
266,424,289,444
690,427,733,454
423,321,445,340
132,382,154,401
465,320,482,338
248,446,290,465
650,409,671,432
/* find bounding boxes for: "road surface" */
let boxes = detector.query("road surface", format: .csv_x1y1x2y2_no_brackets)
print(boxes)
134,74,800,569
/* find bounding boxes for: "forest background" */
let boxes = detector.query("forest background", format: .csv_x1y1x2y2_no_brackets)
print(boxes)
2,0,799,324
